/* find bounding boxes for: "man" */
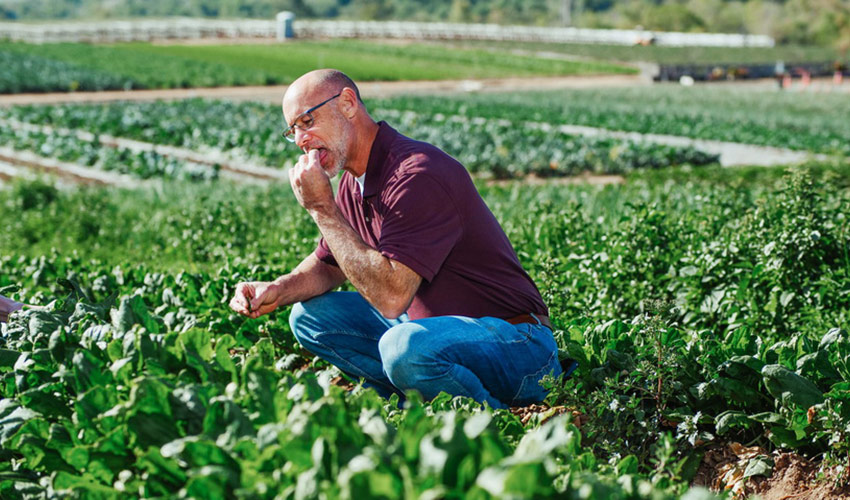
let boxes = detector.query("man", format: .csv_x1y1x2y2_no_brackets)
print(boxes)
230,69,568,409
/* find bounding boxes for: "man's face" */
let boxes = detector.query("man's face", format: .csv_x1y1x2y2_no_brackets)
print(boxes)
283,90,351,178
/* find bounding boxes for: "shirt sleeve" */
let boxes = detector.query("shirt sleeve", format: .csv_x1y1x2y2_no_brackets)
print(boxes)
314,237,337,267
377,172,462,282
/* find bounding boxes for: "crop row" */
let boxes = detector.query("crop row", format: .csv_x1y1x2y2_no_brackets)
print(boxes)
0,43,274,94
0,51,129,94
1,168,849,496
0,100,718,180
0,40,633,94
457,40,843,65
381,109,718,177
0,125,218,182
374,87,850,156
0,276,720,500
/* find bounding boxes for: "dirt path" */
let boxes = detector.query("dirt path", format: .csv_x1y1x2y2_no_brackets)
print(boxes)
0,160,29,183
541,123,832,167
0,75,646,106
0,147,141,187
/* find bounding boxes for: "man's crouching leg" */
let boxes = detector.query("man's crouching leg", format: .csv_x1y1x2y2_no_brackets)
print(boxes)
289,291,405,399
378,316,562,409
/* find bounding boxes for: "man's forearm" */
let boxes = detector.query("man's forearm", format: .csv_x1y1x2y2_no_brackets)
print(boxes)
308,205,415,317
272,254,345,307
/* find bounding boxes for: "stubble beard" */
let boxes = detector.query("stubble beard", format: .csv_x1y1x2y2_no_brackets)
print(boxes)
323,123,352,179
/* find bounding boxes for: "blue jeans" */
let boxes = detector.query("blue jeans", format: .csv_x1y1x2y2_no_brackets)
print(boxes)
289,291,562,409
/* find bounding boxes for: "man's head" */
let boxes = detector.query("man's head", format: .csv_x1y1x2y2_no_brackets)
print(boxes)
282,69,372,177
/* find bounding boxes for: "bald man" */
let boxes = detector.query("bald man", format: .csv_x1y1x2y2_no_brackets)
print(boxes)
230,69,571,409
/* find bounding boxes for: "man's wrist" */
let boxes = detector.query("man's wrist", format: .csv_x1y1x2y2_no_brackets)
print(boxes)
274,279,291,304
307,201,338,221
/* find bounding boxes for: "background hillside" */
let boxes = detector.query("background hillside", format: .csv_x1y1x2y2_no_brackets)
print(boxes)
2,0,849,49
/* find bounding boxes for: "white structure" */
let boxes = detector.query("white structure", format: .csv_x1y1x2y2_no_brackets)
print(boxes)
276,11,294,40
0,19,775,47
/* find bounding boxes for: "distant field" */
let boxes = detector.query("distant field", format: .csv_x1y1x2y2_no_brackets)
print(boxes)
0,97,718,180
374,86,850,155
453,40,842,65
0,40,635,93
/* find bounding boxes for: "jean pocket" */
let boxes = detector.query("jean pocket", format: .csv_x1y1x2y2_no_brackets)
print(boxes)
509,350,560,407
482,317,533,345
515,322,534,340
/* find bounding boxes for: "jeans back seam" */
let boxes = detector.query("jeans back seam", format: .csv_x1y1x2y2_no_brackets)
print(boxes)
510,349,558,406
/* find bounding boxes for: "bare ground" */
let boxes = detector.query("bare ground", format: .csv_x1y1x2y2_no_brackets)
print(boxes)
0,147,140,187
0,75,645,107
692,442,850,499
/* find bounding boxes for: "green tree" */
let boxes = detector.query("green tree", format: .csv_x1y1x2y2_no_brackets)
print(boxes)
449,0,471,22
643,3,707,32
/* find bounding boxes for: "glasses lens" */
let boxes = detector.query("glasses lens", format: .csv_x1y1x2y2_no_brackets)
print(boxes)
299,113,314,129
282,112,315,143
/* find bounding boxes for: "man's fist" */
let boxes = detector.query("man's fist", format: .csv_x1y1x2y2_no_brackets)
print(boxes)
289,149,334,212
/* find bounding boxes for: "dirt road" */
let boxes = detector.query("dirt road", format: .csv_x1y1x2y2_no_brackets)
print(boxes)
0,75,646,106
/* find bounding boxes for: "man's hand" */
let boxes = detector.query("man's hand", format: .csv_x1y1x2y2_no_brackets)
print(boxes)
0,295,24,323
290,150,335,213
229,282,280,319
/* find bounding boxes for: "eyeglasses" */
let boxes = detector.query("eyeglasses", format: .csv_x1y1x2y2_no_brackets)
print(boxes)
282,92,342,143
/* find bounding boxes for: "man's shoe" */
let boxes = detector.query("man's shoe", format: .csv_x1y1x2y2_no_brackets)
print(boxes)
560,357,579,379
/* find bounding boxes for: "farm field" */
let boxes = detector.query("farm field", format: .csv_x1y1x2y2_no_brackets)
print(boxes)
0,97,721,180
1,79,850,498
373,86,850,156
2,84,847,181
2,165,850,498
453,40,843,65
0,40,635,94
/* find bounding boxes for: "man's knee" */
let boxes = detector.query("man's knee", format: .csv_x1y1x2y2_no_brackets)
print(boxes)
288,292,340,334
289,296,335,347
378,322,429,389
288,301,312,346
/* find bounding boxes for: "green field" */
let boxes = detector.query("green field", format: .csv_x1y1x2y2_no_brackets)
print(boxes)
3,85,848,185
2,164,850,498
0,40,635,93
0,98,720,180
374,86,850,155
453,40,843,65
2,72,850,498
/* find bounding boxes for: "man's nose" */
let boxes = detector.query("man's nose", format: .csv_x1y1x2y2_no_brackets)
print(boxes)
294,127,311,149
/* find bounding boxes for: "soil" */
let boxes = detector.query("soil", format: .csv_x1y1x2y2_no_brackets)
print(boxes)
508,403,587,428
0,148,139,187
692,442,850,499
0,75,645,107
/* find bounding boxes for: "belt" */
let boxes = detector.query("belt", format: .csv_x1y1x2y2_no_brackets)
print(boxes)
504,313,552,330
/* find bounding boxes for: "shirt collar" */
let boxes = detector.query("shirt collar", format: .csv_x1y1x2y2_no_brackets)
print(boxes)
362,121,395,198
354,172,366,195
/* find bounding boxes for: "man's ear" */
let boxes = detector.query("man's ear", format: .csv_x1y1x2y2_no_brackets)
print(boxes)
339,87,359,119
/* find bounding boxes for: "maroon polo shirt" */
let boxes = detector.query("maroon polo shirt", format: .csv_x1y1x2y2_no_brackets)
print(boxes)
315,122,548,321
